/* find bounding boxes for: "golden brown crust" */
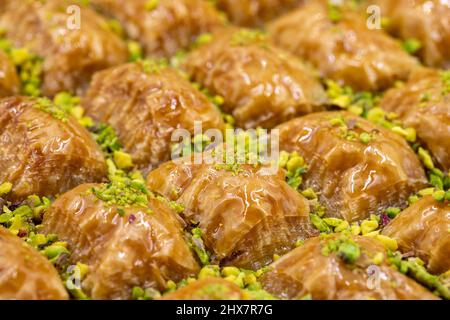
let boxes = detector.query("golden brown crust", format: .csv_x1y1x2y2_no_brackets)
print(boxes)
41,183,200,300
0,50,20,98
183,27,326,129
0,0,128,97
162,278,244,300
146,158,317,270
90,0,224,58
216,0,303,27
365,0,450,68
82,62,225,173
268,1,419,91
277,111,427,222
382,196,450,275
261,235,438,300
0,226,68,300
0,97,107,203
380,68,450,171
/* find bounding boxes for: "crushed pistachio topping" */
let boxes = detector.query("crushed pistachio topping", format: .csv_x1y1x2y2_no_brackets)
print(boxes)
325,80,419,143
90,180,148,209
155,195,185,214
158,264,275,300
192,82,226,107
321,235,361,264
372,252,384,265
325,79,369,114
194,283,233,299
230,29,266,47
415,146,450,191
214,163,243,175
433,190,446,202
301,188,317,200
402,38,422,54
0,182,13,196
194,33,213,47
428,168,448,191
92,123,122,155
328,2,342,23
169,49,188,69
132,286,161,300
359,132,372,144
0,192,90,299
34,98,68,122
62,262,90,300
418,147,434,170
0,38,43,96
91,121,151,212
53,92,93,127
91,169,150,209
91,113,161,216
388,251,450,299
173,128,269,173
145,0,159,11
0,195,51,236
366,107,418,142
373,234,398,251
419,92,432,103
279,151,307,190
385,207,401,219
113,150,134,170
141,58,168,74
309,211,394,250
128,40,143,62
105,19,125,38
441,70,450,96
328,115,378,143
77,0,90,6
310,214,332,233
189,82,235,129
190,227,210,266
414,186,450,204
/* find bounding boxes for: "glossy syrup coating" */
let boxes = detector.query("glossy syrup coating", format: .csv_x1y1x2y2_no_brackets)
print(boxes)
267,0,419,91
380,68,450,171
364,0,450,68
90,0,225,58
0,0,128,97
162,278,244,300
41,183,200,300
277,111,427,222
0,97,107,203
215,0,303,27
0,226,68,300
261,235,438,300
82,61,225,173
382,196,450,275
183,27,327,129
0,50,20,98
147,158,317,270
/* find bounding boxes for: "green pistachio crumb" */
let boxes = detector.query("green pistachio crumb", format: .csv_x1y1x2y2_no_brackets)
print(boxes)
113,150,134,169
418,147,435,170
0,182,13,196
385,207,401,219
433,190,446,202
144,0,159,11
128,40,143,62
359,132,372,144
310,214,331,233
402,38,422,54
